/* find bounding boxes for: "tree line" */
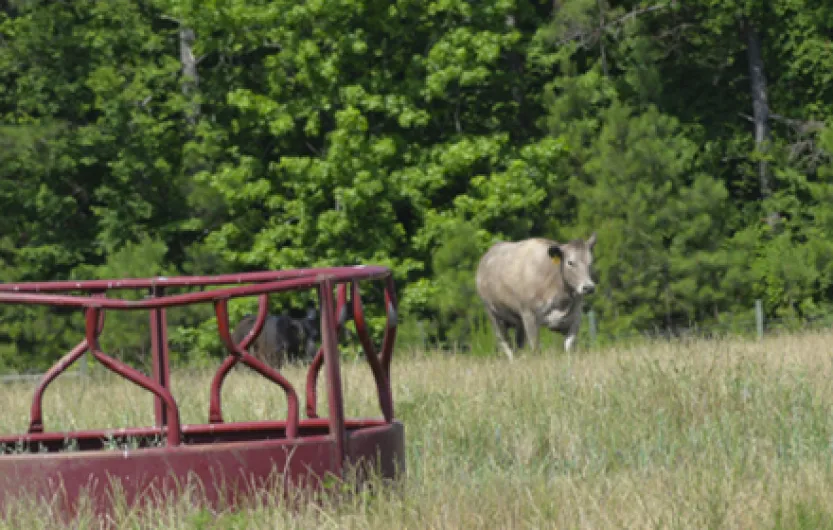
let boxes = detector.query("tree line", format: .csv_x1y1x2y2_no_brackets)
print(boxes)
1,0,833,369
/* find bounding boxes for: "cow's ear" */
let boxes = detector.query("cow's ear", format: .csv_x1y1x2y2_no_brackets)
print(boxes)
587,232,597,248
548,244,563,265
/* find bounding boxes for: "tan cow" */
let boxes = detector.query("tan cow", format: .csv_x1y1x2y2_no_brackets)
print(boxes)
475,234,597,360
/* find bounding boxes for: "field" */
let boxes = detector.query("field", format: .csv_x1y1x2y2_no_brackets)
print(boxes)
3,332,833,529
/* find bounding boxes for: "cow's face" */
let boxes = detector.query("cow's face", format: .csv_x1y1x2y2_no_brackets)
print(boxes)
548,232,597,296
302,306,320,360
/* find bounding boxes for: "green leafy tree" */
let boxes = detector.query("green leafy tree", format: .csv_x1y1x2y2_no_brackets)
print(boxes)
427,219,488,346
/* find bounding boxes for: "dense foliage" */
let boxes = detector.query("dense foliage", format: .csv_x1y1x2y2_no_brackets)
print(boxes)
2,0,833,368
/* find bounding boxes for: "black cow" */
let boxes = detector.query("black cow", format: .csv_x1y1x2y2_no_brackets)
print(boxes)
231,304,320,369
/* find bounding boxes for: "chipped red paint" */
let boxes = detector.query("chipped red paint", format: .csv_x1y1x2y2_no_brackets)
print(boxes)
0,266,403,517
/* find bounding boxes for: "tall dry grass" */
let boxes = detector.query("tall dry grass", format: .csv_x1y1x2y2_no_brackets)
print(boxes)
3,332,833,528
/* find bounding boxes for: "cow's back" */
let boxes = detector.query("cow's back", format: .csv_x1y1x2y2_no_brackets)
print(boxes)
476,238,561,319
231,314,288,368
231,315,257,348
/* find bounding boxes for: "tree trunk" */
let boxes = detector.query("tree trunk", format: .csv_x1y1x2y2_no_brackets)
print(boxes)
744,19,780,226
505,13,524,111
598,0,608,76
743,21,771,195
179,27,199,127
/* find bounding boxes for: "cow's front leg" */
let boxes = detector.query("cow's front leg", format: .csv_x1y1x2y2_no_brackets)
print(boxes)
520,311,539,354
564,314,582,353
564,333,577,353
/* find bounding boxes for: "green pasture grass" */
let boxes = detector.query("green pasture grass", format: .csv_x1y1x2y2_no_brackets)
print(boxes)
2,332,833,528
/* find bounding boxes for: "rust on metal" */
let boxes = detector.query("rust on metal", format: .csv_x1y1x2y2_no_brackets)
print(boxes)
0,266,404,517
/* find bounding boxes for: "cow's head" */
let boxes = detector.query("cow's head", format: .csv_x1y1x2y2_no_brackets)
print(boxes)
301,304,320,360
548,232,597,296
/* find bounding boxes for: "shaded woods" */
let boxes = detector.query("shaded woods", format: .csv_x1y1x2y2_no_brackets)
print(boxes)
2,0,833,368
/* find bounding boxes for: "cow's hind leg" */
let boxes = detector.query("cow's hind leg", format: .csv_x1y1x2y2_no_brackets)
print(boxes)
515,325,526,351
485,310,515,361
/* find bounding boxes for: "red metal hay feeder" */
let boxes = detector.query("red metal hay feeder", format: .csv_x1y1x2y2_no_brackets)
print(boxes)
0,266,404,516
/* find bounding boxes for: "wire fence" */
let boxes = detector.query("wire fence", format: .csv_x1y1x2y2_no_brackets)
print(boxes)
585,314,833,345
584,299,833,345
396,299,833,354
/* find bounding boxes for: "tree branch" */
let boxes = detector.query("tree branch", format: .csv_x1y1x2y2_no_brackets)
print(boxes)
738,112,826,135
159,14,181,25
555,2,675,47
738,112,830,169
769,113,825,135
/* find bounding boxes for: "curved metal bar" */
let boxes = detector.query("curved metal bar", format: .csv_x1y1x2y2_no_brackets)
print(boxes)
28,302,105,433
0,275,325,310
212,299,299,439
380,276,399,378
0,266,390,296
351,281,376,358
208,295,269,424
84,308,183,446
305,283,348,419
304,345,325,420
351,281,394,423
